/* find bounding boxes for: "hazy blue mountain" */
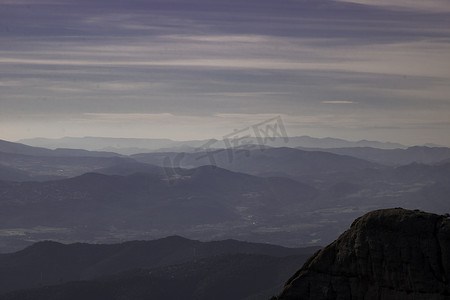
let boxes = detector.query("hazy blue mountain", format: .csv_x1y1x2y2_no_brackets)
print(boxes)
0,138,130,180
17,137,209,155
299,146,450,166
0,139,120,158
0,138,135,180
0,139,55,157
132,147,380,179
1,138,449,256
280,136,405,149
50,148,122,158
92,161,166,176
0,151,133,180
2,149,449,253
18,136,406,155
306,162,450,213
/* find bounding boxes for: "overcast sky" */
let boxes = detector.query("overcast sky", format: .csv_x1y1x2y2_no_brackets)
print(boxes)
1,0,450,146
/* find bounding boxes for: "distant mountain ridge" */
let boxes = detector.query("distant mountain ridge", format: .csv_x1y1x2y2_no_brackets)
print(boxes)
0,139,121,157
131,147,380,178
0,138,383,182
18,136,406,155
299,146,450,166
0,151,132,181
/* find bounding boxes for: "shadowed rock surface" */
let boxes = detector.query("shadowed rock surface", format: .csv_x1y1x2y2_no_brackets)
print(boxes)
274,208,450,300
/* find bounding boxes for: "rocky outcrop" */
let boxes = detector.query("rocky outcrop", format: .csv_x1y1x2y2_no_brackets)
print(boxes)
275,208,450,300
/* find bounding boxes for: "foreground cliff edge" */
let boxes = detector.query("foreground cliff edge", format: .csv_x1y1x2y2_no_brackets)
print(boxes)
273,208,450,300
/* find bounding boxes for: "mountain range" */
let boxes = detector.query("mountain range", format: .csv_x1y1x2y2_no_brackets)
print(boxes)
299,146,450,166
0,139,120,158
0,165,318,252
131,147,380,179
17,136,407,155
0,236,317,299
2,209,449,300
1,138,450,254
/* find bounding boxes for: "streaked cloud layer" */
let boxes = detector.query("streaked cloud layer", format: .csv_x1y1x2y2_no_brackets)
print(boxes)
1,0,449,146
335,0,450,12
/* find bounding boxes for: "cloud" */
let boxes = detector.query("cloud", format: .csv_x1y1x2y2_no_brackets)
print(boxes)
82,113,177,122
2,34,449,81
322,101,355,104
1,0,450,146
0,80,24,87
0,0,65,4
333,0,450,12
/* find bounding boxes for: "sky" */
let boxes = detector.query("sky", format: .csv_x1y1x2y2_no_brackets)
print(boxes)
1,0,450,146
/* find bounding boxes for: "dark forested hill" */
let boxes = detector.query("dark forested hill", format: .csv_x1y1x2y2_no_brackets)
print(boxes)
0,254,309,300
0,236,317,298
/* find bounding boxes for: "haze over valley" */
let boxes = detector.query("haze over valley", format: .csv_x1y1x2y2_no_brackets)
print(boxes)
1,136,449,299
1,136,449,254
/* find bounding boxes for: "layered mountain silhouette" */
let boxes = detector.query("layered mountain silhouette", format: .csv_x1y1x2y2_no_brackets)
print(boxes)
274,208,450,299
0,139,380,181
0,152,132,180
18,136,406,155
0,166,318,252
0,138,129,181
2,209,449,300
1,138,450,254
299,146,450,166
1,138,450,255
132,147,380,178
0,139,120,158
0,236,317,299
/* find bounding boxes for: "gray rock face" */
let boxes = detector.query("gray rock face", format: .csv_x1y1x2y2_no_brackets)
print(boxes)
275,208,450,300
